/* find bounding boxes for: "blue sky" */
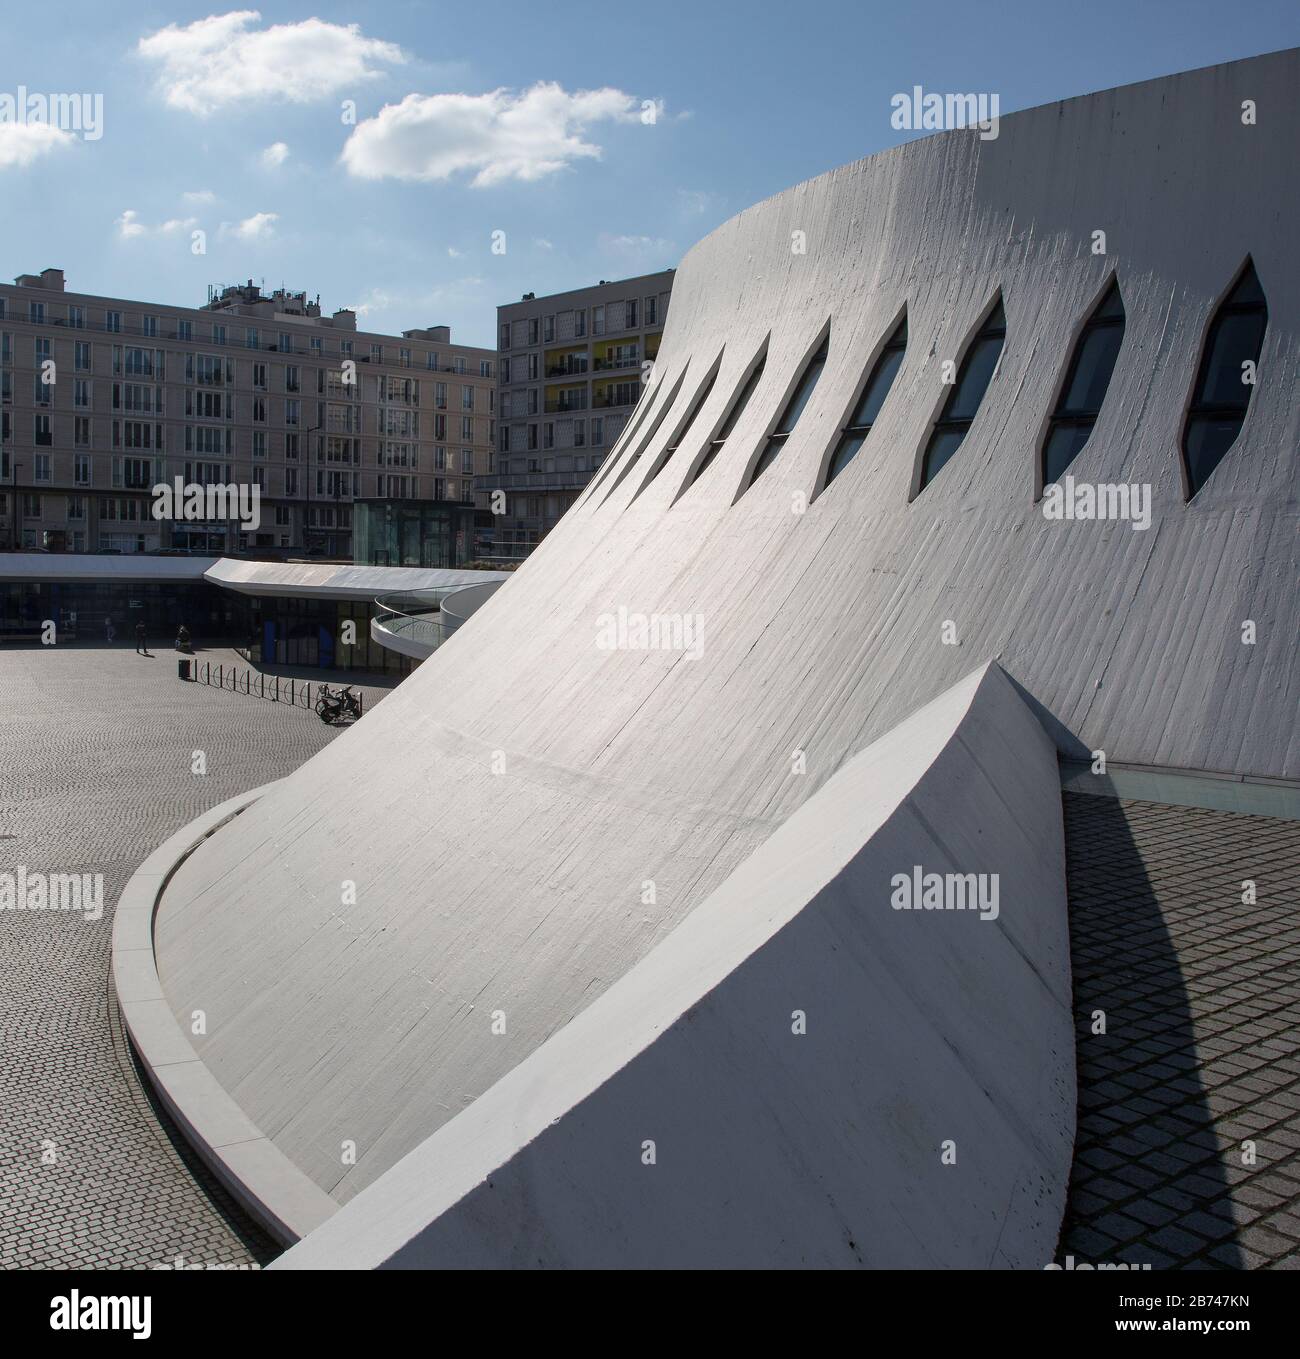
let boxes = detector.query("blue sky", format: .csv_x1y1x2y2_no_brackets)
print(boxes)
0,1,1296,348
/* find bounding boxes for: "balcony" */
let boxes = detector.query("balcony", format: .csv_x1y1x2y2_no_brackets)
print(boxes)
593,390,640,409
594,355,640,372
544,398,589,414
546,362,589,378
476,469,594,493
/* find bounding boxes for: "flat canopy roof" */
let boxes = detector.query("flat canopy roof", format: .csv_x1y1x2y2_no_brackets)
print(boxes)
0,552,215,584
204,559,507,601
0,553,507,601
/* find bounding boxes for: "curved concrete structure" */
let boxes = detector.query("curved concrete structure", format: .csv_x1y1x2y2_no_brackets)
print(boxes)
110,786,338,1245
273,662,1073,1269
146,50,1298,1266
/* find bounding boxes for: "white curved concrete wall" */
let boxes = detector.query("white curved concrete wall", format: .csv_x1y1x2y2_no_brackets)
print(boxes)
274,664,1072,1269
155,50,1298,1219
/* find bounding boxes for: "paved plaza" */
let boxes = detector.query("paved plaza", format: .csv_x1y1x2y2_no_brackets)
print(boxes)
1,641,1297,1270
0,642,394,1269
1060,793,1300,1270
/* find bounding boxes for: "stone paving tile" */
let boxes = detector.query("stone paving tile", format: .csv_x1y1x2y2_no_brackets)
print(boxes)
0,644,395,1270
1059,793,1300,1271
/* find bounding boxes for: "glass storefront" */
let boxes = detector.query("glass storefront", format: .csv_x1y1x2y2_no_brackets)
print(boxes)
0,580,234,645
238,595,416,677
1,582,414,676
353,499,475,568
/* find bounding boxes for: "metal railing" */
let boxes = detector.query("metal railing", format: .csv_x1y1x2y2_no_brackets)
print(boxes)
186,658,364,716
371,588,460,657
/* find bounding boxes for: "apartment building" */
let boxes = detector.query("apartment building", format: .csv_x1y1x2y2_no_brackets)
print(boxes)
0,270,496,560
487,270,673,557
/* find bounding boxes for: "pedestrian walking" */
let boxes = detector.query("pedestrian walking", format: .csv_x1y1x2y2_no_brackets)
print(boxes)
135,621,149,656
105,616,116,644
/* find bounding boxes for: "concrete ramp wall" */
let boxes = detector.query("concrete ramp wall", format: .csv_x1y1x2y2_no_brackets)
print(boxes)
274,662,1074,1270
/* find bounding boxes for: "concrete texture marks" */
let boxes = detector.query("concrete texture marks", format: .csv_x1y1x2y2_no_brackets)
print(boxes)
275,664,1073,1269
150,51,1297,1249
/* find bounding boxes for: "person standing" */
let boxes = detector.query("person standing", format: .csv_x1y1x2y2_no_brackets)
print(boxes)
104,616,116,644
135,621,149,656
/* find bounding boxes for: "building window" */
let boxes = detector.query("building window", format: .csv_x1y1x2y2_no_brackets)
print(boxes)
825,315,907,488
625,299,638,329
1040,282,1125,489
246,327,259,350
692,348,767,485
74,417,91,447
178,320,192,342
1182,259,1267,497
917,298,1006,495
34,454,51,483
106,310,121,333
29,301,45,323
75,453,91,484
75,341,91,371
212,324,226,346
480,359,492,378
69,305,84,329
748,334,828,488
143,315,158,337
645,361,719,488
646,296,658,326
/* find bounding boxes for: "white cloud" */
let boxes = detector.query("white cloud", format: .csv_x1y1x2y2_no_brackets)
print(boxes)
599,232,675,258
260,141,289,168
676,188,715,216
116,209,200,239
116,209,147,239
138,11,405,115
0,122,74,169
534,238,554,251
447,246,463,259
220,212,279,241
341,82,650,187
348,278,484,320
182,189,216,204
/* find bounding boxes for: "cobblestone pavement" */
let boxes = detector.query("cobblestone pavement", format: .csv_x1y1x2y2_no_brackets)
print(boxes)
0,643,395,1270
1060,792,1300,1270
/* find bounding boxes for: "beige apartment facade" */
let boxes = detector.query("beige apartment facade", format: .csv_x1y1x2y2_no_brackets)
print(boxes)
486,269,673,558
0,270,496,561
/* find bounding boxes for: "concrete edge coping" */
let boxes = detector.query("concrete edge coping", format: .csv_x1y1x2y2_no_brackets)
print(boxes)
110,780,339,1248
1059,760,1300,821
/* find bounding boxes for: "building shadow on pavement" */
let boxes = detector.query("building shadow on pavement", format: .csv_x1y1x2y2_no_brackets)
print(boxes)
1059,791,1245,1270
